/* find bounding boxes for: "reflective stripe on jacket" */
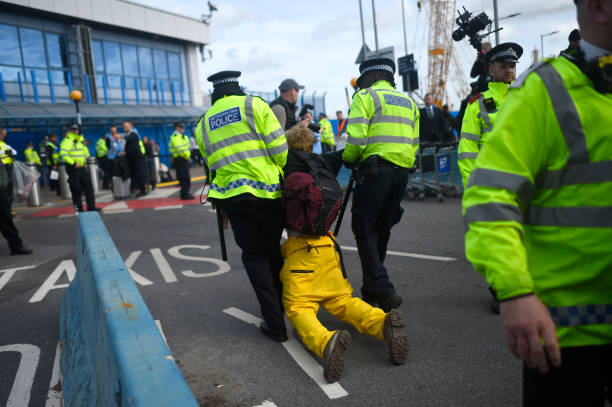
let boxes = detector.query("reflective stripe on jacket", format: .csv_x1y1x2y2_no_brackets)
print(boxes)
458,82,510,188
59,132,88,166
195,94,287,200
463,56,612,348
169,132,191,160
24,148,41,165
342,80,419,168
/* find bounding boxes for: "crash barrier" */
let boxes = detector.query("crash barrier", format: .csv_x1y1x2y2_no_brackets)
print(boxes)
59,212,198,407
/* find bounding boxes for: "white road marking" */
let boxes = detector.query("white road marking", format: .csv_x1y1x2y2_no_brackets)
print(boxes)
155,320,168,346
102,209,134,214
103,201,128,211
253,401,277,407
95,192,115,203
124,251,154,286
45,342,63,407
140,187,178,199
150,248,178,283
340,245,456,262
58,213,75,218
0,265,36,292
30,260,76,303
154,205,183,210
167,245,231,278
0,344,41,407
223,307,349,400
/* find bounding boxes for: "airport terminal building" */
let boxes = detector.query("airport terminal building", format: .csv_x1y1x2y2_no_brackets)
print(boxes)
0,0,210,162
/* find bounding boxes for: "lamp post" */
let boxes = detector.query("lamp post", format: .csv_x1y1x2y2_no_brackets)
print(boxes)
70,89,83,126
540,30,559,58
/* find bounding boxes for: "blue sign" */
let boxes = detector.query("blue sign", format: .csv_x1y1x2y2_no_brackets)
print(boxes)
438,154,450,174
209,107,242,131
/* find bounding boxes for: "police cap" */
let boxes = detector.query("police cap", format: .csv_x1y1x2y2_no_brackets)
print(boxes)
485,42,523,64
207,70,241,86
356,57,396,88
68,123,79,131
174,121,185,129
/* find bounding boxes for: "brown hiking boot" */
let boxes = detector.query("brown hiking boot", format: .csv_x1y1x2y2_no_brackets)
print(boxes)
383,309,408,365
322,330,351,383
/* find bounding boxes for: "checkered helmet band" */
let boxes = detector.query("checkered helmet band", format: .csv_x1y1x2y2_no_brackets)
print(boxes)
213,77,239,86
361,64,394,75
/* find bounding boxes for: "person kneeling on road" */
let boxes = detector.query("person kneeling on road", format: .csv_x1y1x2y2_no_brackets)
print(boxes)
281,125,408,383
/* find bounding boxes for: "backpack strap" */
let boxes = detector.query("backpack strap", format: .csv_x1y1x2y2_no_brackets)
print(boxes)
327,232,347,279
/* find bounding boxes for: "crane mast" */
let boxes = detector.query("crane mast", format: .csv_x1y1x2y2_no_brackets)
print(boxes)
427,0,456,106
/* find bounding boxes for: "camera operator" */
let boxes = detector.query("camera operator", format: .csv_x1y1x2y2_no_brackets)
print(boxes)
470,42,492,94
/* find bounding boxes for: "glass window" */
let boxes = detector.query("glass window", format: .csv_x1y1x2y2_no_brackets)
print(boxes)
107,75,121,88
167,52,180,79
0,24,22,66
125,76,139,89
45,33,65,68
92,40,104,72
138,47,153,78
0,65,23,82
25,69,50,84
20,27,46,68
103,41,122,75
153,49,168,79
50,70,66,85
121,44,138,76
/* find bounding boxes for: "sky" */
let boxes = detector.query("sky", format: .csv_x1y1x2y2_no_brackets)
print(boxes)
135,0,577,113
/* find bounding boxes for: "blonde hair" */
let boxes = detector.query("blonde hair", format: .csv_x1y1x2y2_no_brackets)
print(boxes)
286,125,314,153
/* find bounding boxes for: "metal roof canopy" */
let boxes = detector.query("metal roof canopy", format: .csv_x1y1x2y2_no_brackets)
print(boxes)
0,103,207,128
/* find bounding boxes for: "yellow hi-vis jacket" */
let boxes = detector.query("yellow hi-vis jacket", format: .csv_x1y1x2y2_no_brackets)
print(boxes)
24,147,41,165
59,132,88,166
169,132,191,160
463,56,612,348
195,95,287,200
46,141,59,166
458,81,510,188
96,138,108,158
319,118,335,147
343,80,419,168
0,140,14,165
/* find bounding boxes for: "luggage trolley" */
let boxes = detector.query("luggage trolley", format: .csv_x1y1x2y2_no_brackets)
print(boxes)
407,141,460,201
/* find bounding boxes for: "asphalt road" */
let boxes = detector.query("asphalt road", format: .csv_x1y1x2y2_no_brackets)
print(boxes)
0,190,524,407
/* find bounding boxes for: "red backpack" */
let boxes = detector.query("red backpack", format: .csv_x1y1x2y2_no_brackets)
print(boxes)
282,158,343,235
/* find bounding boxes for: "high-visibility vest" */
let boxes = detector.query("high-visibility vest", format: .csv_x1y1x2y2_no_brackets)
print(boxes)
319,118,335,146
96,137,109,158
24,147,41,165
342,80,420,168
59,132,88,166
458,81,510,188
169,132,191,160
46,141,59,166
0,140,13,165
195,94,288,200
463,56,612,348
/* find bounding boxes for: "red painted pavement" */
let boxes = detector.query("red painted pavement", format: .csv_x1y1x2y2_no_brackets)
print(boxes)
26,196,202,218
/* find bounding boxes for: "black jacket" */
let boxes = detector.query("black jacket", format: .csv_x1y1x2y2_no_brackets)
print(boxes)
283,149,344,178
270,97,298,130
124,130,144,160
419,106,449,143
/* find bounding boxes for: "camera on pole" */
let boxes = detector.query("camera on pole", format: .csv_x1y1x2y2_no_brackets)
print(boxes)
452,6,501,51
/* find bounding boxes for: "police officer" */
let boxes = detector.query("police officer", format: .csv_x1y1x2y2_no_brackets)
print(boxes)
318,112,335,152
96,133,112,190
169,122,194,200
458,42,523,189
0,163,31,255
59,124,99,213
24,141,41,166
463,0,611,404
195,71,289,342
0,127,16,211
343,58,420,312
46,134,60,195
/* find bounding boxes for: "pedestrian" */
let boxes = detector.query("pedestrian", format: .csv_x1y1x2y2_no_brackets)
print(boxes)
195,70,288,342
96,133,112,190
270,78,305,130
122,121,147,197
335,110,348,150
459,42,523,190
169,122,194,200
441,105,456,142
0,127,16,209
463,0,611,405
144,136,157,191
419,93,448,143
45,134,60,196
0,163,31,255
318,112,335,152
24,141,42,166
59,124,99,213
189,134,202,167
343,58,420,312
281,124,408,383
562,28,581,55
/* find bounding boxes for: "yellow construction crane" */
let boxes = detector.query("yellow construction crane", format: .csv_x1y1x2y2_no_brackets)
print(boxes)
420,0,457,107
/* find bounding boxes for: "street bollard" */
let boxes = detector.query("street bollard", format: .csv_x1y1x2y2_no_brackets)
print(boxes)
58,161,71,200
26,162,42,207
153,154,161,184
87,157,100,194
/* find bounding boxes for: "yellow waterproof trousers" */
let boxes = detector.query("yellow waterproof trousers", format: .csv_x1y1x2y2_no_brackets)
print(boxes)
280,235,387,358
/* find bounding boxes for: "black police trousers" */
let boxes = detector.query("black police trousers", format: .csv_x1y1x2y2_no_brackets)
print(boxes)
0,188,22,251
66,166,95,212
351,163,410,302
523,343,612,406
174,157,191,198
223,196,286,337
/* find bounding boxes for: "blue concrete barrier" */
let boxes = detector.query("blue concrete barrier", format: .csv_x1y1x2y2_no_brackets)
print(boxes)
59,212,198,406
